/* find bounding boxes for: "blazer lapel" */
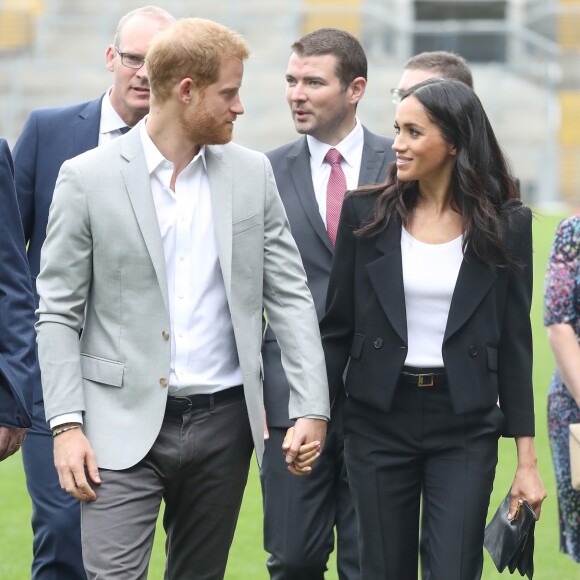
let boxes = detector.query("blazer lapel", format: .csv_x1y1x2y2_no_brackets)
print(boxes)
366,217,407,344
206,145,233,295
288,139,333,254
361,200,496,347
72,96,102,155
444,246,496,341
120,128,170,312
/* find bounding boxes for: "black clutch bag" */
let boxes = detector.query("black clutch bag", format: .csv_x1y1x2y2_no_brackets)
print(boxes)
484,492,536,579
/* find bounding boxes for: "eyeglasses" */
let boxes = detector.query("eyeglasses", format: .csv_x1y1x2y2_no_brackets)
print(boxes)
115,46,146,70
390,88,403,105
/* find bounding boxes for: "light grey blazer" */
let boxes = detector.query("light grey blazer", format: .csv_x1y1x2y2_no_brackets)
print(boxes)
36,125,329,470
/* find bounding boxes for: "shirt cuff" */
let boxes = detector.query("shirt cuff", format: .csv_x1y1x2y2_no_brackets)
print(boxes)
299,415,329,421
49,412,83,430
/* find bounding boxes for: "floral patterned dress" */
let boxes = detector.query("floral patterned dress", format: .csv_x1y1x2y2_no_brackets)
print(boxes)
544,216,580,562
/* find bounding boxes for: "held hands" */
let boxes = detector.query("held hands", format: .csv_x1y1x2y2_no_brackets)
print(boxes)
53,426,101,502
282,418,327,477
0,426,26,462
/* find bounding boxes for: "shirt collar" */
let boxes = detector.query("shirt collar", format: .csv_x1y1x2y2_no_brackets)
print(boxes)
306,118,363,168
100,88,130,134
139,118,207,175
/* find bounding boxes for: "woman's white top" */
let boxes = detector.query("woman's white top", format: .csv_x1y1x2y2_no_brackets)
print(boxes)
401,227,464,367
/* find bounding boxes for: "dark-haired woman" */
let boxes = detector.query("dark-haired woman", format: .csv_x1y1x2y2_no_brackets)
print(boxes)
320,78,546,579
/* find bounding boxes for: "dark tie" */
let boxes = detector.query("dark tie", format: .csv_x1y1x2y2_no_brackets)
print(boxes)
118,126,131,135
324,148,347,246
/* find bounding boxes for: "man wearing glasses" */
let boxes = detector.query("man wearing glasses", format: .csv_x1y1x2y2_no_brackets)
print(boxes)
260,28,394,580
12,6,175,579
390,50,473,105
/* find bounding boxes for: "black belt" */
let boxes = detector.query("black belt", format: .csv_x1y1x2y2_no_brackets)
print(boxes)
165,385,244,414
400,367,447,388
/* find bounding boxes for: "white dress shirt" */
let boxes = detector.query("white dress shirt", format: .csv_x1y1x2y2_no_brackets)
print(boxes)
141,122,242,395
98,88,131,145
306,119,364,225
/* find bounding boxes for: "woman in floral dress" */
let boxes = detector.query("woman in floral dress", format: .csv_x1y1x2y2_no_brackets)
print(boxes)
545,215,580,564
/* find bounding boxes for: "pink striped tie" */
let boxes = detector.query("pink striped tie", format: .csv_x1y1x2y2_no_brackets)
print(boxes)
325,148,347,246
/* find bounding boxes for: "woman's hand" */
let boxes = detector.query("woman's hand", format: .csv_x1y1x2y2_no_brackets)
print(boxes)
510,436,547,520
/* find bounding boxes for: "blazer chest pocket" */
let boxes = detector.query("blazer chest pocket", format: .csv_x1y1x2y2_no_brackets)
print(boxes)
81,354,125,387
350,333,365,360
233,212,262,236
486,346,498,372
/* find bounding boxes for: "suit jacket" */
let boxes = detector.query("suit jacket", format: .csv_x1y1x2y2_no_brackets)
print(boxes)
262,128,395,427
13,96,102,287
0,138,36,428
12,97,102,407
35,125,330,470
321,194,535,437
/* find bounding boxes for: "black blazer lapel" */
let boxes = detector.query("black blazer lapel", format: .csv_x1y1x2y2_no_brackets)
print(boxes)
366,218,407,344
444,246,496,341
287,139,333,253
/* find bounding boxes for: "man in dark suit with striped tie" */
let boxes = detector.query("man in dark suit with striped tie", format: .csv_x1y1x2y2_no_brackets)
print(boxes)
260,27,395,580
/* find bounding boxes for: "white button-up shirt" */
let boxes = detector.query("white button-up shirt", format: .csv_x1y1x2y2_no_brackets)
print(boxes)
98,88,131,145
141,122,242,395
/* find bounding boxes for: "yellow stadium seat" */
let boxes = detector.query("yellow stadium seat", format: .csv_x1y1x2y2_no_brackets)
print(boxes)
0,9,34,51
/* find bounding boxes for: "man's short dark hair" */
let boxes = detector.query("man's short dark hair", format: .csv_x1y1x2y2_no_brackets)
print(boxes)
291,27,367,90
404,50,473,89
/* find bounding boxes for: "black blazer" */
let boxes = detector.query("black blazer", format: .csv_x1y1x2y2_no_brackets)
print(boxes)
320,193,535,437
262,128,395,427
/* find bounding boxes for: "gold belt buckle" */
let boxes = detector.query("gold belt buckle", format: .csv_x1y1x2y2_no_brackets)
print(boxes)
417,374,434,387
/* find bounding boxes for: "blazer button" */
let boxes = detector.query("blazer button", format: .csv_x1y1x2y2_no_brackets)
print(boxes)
162,330,169,341
159,378,168,388
373,338,383,349
468,345,479,357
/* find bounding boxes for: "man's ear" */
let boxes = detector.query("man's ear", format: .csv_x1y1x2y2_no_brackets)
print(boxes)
349,77,367,105
105,44,115,73
178,78,195,103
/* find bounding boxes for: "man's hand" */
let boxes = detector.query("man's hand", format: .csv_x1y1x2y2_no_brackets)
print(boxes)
54,428,101,502
282,418,327,476
0,426,26,461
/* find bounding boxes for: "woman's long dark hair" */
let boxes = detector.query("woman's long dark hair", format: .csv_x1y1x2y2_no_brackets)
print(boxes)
356,78,521,268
